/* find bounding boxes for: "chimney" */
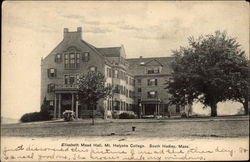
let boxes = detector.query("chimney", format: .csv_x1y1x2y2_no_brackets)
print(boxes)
63,27,82,40
139,56,143,59
77,27,82,32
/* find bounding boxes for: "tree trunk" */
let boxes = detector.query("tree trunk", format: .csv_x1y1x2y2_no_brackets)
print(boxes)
210,102,218,117
92,104,95,125
243,101,249,115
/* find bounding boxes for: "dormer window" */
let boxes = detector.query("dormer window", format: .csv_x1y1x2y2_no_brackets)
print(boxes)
146,67,161,74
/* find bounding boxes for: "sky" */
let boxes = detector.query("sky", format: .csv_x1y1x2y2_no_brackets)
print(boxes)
2,1,249,119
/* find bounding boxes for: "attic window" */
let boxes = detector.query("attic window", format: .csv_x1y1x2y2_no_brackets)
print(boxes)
55,53,62,63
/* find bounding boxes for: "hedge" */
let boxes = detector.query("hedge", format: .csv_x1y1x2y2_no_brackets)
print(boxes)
20,112,52,123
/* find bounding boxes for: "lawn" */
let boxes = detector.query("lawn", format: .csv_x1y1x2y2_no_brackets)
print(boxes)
1,116,249,138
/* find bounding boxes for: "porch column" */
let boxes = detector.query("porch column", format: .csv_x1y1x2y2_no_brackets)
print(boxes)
71,93,74,111
155,104,157,115
76,94,79,119
58,94,61,118
157,104,160,115
54,94,57,119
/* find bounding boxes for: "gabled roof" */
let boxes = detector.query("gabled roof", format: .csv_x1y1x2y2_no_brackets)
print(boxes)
126,57,174,76
144,59,164,66
96,47,122,57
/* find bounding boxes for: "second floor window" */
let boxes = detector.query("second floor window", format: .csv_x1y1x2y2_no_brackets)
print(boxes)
64,74,79,85
148,91,157,98
148,79,157,86
137,79,141,84
106,68,112,77
113,70,118,78
138,88,142,93
48,68,56,78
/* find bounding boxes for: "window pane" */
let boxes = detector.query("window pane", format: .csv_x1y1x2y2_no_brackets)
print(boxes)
70,53,75,58
50,69,55,73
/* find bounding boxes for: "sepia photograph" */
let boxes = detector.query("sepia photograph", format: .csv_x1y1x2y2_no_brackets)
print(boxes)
1,1,249,161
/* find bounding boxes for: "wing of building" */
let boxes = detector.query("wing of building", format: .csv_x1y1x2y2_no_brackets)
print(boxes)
41,27,186,119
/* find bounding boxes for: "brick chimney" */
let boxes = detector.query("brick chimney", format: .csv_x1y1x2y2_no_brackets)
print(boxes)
63,27,82,40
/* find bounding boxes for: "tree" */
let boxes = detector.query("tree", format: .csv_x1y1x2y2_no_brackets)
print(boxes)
77,71,112,124
166,31,249,117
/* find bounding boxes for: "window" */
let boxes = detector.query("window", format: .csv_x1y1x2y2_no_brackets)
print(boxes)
69,76,75,84
146,67,161,74
89,66,97,72
148,79,157,86
47,83,55,93
65,54,69,69
138,88,142,93
49,100,54,106
55,53,62,63
76,53,80,68
106,68,112,77
64,75,69,84
113,85,119,93
176,105,180,113
113,100,120,110
82,52,89,62
76,74,80,84
64,51,81,69
113,70,118,78
148,91,157,98
48,68,56,78
65,74,79,85
137,79,141,84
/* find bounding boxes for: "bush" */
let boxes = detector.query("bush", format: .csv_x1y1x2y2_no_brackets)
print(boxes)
119,112,137,119
112,111,119,119
20,111,52,123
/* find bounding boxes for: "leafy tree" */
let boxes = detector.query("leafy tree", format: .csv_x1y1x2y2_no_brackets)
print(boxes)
77,71,112,124
166,31,249,117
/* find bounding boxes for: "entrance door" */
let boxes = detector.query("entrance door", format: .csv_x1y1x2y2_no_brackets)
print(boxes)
145,104,155,115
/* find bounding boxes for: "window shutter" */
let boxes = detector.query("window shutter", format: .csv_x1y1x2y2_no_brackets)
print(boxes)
54,69,57,77
81,53,84,61
47,84,50,92
86,53,89,61
47,69,50,78
155,79,157,85
147,79,150,86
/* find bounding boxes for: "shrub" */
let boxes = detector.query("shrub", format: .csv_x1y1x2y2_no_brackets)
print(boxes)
112,111,119,119
119,112,137,119
20,111,52,123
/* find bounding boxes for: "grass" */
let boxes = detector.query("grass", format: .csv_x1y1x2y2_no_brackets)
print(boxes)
1,116,249,138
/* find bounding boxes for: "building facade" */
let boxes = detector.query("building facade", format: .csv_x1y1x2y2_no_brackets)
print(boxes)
41,27,186,119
